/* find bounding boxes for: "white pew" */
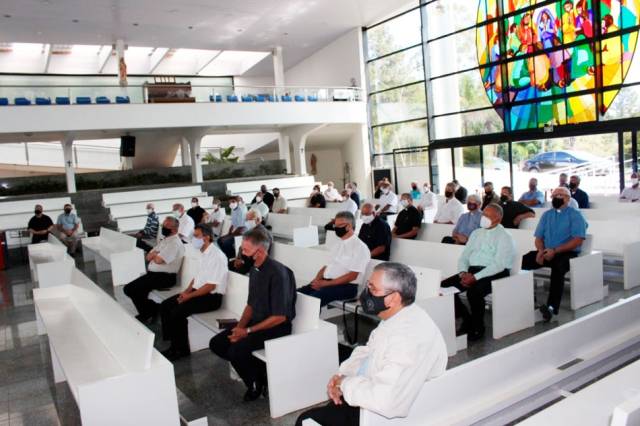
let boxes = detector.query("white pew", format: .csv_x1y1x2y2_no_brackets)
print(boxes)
109,197,212,221
102,185,204,207
417,223,454,243
226,175,315,205
360,293,640,425
289,206,338,227
271,242,333,286
612,394,640,426
267,212,312,239
27,233,73,284
34,269,179,426
82,227,146,286
390,239,464,278
293,226,320,247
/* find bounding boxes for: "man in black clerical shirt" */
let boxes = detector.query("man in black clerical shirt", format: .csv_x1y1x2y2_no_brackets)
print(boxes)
358,203,391,260
392,194,422,240
187,197,206,225
499,186,535,229
28,204,54,244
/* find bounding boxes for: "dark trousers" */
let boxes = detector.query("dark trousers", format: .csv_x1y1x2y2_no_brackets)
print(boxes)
135,237,154,252
217,235,236,259
521,250,577,311
298,283,358,307
123,272,177,319
295,400,359,426
441,236,456,244
160,293,222,353
209,321,292,388
441,266,510,332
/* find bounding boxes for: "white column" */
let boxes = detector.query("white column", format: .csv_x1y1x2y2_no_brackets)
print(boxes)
292,139,307,176
278,134,292,173
188,136,203,183
61,135,76,194
273,46,285,88
181,137,191,166
121,157,133,170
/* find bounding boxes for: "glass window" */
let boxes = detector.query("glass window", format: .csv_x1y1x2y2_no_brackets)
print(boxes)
372,119,428,154
483,143,511,190
432,108,504,140
431,148,454,194
425,0,479,41
367,9,422,60
454,146,482,194
368,46,424,93
431,69,495,116
428,28,479,78
370,82,427,126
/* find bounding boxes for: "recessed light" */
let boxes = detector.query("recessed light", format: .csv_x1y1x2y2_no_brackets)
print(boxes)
283,32,289,36
188,25,193,30
3,14,11,18
237,28,243,33
132,22,139,26
37,31,43,35
72,18,79,23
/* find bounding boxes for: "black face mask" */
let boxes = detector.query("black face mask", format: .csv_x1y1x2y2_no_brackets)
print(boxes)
35,209,42,215
485,190,493,196
242,253,255,268
334,226,348,238
552,197,564,209
500,195,509,203
444,191,453,198
359,288,391,315
569,182,577,190
64,208,72,214
161,227,172,237
411,185,417,190
273,192,279,198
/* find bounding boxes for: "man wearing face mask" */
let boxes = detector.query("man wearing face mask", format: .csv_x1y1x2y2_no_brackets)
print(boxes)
521,187,587,322
187,197,206,225
559,173,570,188
309,185,327,208
204,198,225,238
124,217,185,323
135,203,159,252
453,179,468,204
519,178,545,207
441,194,482,245
210,227,296,402
346,182,360,208
324,181,342,203
160,225,228,361
339,189,358,215
55,203,81,254
417,182,438,220
375,182,398,221
499,186,535,229
410,182,421,200
250,191,270,221
296,263,447,426
229,211,269,274
28,204,54,244
434,182,464,225
569,175,590,208
441,204,516,340
358,203,391,261
481,182,500,210
271,188,288,213
620,172,640,202
218,196,247,259
299,211,371,306
172,203,195,244
251,185,274,211
392,194,422,240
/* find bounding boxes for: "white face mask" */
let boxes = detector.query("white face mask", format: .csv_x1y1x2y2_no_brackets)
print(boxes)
480,216,493,229
212,204,219,211
192,237,204,250
229,202,238,210
191,202,198,208
382,187,390,194
361,214,374,225
255,196,262,203
146,208,153,214
423,186,430,193
245,220,256,230
400,199,409,208
172,210,181,218
632,178,639,186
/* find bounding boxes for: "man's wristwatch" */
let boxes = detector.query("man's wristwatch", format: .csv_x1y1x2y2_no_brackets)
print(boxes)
246,327,252,334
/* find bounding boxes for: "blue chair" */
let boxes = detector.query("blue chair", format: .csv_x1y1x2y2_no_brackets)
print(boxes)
307,96,318,102
241,95,254,102
281,95,292,102
215,95,222,102
76,97,92,104
115,96,130,104
256,95,266,102
14,97,31,106
268,95,276,102
55,97,70,105
227,95,239,102
0,98,8,106
294,95,305,102
35,97,52,105
96,96,111,104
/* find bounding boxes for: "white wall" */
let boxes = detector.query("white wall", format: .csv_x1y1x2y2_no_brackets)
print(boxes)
306,148,344,187
234,76,275,88
340,124,372,198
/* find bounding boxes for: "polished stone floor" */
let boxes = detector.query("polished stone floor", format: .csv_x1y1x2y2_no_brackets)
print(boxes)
1,248,639,425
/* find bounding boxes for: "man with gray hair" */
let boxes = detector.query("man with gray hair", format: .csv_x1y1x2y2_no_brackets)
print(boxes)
299,211,371,306
442,194,482,245
441,203,516,340
172,203,195,243
135,202,159,252
296,262,447,425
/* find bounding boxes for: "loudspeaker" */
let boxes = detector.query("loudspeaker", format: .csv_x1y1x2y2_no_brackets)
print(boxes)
120,135,136,157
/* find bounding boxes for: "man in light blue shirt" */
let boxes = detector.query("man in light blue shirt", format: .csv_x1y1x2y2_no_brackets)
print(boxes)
521,186,587,322
519,177,545,207
442,194,482,245
441,203,516,340
56,203,80,254
218,196,246,259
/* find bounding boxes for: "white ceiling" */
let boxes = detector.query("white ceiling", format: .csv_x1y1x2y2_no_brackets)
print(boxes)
0,0,414,75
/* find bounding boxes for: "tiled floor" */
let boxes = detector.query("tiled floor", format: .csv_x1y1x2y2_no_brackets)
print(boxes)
1,249,639,425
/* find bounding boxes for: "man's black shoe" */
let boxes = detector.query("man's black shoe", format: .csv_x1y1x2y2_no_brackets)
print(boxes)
539,305,553,323
243,382,264,402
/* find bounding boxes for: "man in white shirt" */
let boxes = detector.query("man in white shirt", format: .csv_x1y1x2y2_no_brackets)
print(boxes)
272,188,288,213
160,224,228,361
124,217,185,322
620,172,640,202
375,182,398,220
417,182,438,220
434,182,464,224
173,203,195,243
205,198,226,238
299,211,371,306
324,181,342,202
296,262,448,426
339,189,358,214
250,191,270,220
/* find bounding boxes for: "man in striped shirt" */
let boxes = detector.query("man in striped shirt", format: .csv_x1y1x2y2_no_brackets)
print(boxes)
135,203,159,252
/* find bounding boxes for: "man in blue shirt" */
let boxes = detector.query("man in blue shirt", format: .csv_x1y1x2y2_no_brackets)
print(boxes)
135,203,159,252
521,187,587,322
56,203,80,254
442,194,482,245
519,177,545,207
218,196,247,259
569,175,590,208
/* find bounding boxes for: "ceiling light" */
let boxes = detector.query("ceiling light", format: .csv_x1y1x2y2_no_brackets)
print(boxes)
72,19,79,23
132,22,139,26
3,14,11,18
237,28,243,33
283,32,289,36
188,25,193,30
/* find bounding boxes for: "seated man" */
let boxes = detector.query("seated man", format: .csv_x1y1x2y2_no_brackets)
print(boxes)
160,224,228,361
410,182,421,200
339,189,358,214
442,194,482,245
299,211,371,306
135,203,159,252
309,185,327,208
441,204,515,340
481,182,500,210
453,179,468,203
271,188,288,213
204,198,225,238
124,217,185,323
358,203,391,261
324,181,342,203
229,210,268,274
499,186,535,229
296,263,448,426
55,203,80,254
346,182,360,208
417,182,438,219
217,196,246,258
375,181,398,221
569,175,590,208
434,183,464,225
209,227,296,402
521,187,587,322
392,193,421,240
28,204,54,244
620,172,640,202
519,177,545,207
173,203,195,243
251,185,274,211
250,191,270,222
187,197,206,225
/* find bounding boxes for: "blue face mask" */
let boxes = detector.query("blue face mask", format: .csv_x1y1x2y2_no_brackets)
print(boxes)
192,237,204,250
245,220,256,231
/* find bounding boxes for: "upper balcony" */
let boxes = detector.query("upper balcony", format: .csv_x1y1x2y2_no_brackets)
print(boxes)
0,84,367,138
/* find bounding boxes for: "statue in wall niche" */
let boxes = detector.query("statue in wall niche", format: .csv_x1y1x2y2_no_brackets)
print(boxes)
310,153,318,175
118,57,128,87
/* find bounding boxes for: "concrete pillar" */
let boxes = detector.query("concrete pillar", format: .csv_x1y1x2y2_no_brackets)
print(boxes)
121,157,133,170
116,39,127,87
273,46,285,88
284,124,327,176
61,135,76,194
181,138,191,166
278,133,292,173
188,136,203,183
